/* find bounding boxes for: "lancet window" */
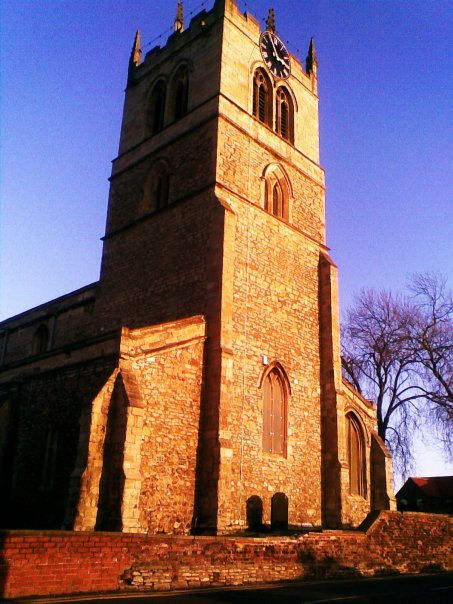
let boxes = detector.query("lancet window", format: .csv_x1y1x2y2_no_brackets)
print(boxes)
253,68,272,127
262,366,288,456
275,86,293,143
346,412,367,497
148,80,167,135
32,324,49,355
263,165,290,221
171,65,189,121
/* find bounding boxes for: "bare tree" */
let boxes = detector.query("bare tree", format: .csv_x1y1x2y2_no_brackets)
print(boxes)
342,290,425,477
342,275,453,477
408,273,453,457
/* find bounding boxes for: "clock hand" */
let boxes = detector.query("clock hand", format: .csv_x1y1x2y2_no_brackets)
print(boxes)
269,34,289,68
269,34,278,58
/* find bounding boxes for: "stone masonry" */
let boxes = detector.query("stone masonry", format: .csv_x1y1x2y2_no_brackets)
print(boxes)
0,0,395,535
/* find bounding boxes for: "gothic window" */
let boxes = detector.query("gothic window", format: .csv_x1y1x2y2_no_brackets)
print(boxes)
263,165,290,221
171,65,189,121
32,324,49,355
143,162,170,213
148,79,166,135
253,68,272,127
275,86,294,143
271,181,284,218
262,367,287,456
346,412,367,497
154,170,170,210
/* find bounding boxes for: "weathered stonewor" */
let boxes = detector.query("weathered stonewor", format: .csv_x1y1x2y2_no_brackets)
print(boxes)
0,511,451,599
1,0,397,537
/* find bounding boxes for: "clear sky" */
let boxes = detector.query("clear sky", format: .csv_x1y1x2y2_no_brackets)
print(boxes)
1,0,452,483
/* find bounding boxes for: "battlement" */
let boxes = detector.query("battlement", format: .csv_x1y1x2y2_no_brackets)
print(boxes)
129,0,311,89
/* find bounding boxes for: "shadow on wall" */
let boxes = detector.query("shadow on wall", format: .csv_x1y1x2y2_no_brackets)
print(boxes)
95,377,128,531
191,332,223,535
298,547,366,580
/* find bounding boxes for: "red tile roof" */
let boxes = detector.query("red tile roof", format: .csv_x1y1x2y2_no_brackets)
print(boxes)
411,476,453,498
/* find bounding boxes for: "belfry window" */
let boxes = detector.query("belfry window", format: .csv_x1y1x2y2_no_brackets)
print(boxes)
346,413,367,497
148,80,166,135
171,65,189,121
276,87,293,143
253,68,272,127
262,367,287,456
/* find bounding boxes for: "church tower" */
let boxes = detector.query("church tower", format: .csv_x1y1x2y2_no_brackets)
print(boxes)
0,0,395,534
95,0,328,532
90,0,395,532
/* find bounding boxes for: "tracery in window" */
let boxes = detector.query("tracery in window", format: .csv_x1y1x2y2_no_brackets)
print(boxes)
253,68,272,127
148,79,167,135
262,364,289,456
346,412,367,497
263,164,291,221
275,86,294,143
171,65,189,121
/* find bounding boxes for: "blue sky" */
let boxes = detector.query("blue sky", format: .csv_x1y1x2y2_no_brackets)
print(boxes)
1,0,452,482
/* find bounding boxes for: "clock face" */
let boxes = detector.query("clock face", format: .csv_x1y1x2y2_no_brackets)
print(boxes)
259,31,291,80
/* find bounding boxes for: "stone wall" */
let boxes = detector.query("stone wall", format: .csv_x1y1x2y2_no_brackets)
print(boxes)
0,357,117,530
0,511,451,599
215,187,325,531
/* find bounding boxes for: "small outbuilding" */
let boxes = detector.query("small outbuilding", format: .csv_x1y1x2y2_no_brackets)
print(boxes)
396,476,453,514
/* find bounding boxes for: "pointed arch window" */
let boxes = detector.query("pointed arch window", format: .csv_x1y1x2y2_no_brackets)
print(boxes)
262,367,288,456
171,65,189,121
263,165,290,221
271,181,283,217
346,413,367,497
32,324,49,355
253,68,272,127
143,162,171,214
155,170,170,210
276,87,293,143
148,80,166,135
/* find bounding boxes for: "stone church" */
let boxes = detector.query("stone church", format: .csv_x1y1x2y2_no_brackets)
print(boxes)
0,0,395,534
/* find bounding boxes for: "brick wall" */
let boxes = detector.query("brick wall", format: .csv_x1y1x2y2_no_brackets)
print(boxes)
1,511,451,599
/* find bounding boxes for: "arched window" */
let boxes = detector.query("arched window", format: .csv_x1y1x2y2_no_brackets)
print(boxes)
271,181,283,217
262,367,287,456
154,170,170,210
171,65,189,121
346,413,367,497
32,324,49,355
148,80,166,135
253,68,272,127
142,161,171,213
275,86,294,143
263,164,291,221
